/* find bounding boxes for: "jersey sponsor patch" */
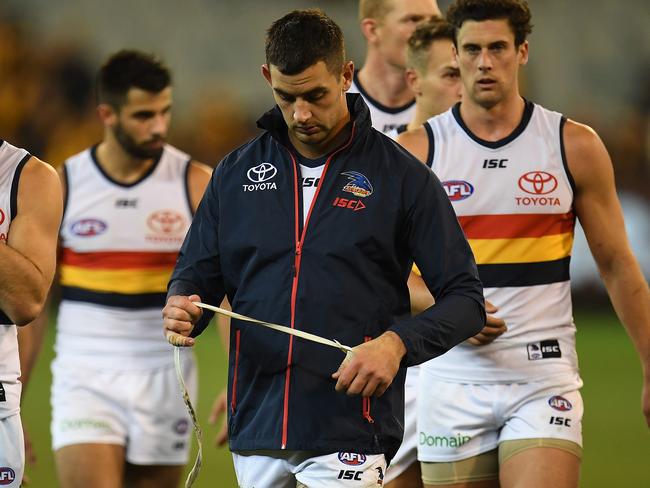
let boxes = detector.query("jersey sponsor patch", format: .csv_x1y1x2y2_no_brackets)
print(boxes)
518,171,558,195
442,180,474,201
332,197,366,212
0,208,5,225
527,339,562,360
548,395,573,411
338,452,367,466
0,382,5,402
173,418,189,434
301,177,320,188
147,210,186,236
243,162,278,192
115,198,138,208
0,468,16,485
341,171,373,198
70,218,107,237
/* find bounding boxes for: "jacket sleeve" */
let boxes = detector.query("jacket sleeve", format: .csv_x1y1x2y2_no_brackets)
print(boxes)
167,163,225,338
389,166,486,366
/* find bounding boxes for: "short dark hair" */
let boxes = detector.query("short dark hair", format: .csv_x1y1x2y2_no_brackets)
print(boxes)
407,17,456,73
447,0,533,47
97,50,171,108
265,9,345,76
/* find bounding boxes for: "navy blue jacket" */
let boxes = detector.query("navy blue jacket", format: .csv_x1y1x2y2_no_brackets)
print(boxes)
168,94,485,459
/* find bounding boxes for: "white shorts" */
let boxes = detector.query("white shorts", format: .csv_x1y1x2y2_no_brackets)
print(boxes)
0,414,24,486
417,379,583,462
384,365,418,482
51,353,197,465
232,450,387,488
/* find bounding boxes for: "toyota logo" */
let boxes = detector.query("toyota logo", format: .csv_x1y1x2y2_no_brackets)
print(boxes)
147,210,186,235
247,163,277,183
518,171,558,195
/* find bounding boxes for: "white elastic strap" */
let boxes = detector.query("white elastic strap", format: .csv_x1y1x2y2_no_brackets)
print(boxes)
174,347,202,488
194,302,354,353
173,302,354,487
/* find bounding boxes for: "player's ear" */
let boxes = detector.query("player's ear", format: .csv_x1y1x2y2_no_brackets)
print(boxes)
405,68,420,96
97,103,117,127
518,40,529,66
261,64,272,86
341,61,354,91
360,18,379,44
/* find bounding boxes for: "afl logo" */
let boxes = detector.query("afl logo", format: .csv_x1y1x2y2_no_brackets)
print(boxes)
147,210,186,235
71,218,107,237
442,180,474,201
0,209,4,225
0,467,16,485
518,171,558,195
548,395,572,412
338,452,367,466
247,163,277,183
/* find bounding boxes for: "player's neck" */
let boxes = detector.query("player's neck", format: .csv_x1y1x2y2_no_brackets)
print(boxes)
96,137,156,184
410,103,436,129
459,93,526,142
357,55,413,108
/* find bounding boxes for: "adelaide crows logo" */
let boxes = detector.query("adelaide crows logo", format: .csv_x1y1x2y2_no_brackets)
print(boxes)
341,171,373,198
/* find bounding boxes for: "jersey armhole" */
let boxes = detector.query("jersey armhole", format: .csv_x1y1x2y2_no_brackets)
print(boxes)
559,116,577,194
62,163,70,220
10,153,32,220
184,158,195,216
424,123,435,169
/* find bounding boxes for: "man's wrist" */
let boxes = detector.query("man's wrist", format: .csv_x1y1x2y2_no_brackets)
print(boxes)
381,331,407,361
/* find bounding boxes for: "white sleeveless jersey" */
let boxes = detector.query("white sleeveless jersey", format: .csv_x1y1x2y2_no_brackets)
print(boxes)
423,101,581,385
56,144,194,370
0,140,31,418
349,72,416,134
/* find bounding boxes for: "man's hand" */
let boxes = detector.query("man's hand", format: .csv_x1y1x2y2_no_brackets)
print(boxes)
332,331,406,397
162,294,203,347
467,299,507,346
208,388,229,446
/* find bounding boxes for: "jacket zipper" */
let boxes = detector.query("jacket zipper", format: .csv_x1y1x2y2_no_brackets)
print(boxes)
281,123,357,449
362,336,374,423
231,329,241,413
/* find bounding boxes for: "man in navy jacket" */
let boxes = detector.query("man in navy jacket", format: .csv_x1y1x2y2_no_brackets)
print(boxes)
163,9,485,488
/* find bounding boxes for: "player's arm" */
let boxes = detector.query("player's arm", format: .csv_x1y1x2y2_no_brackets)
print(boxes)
165,161,225,346
187,160,212,212
0,157,62,325
565,119,650,427
334,166,486,397
396,126,429,163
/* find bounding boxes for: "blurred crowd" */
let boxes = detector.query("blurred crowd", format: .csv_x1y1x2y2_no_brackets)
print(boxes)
1,8,648,293
0,16,255,169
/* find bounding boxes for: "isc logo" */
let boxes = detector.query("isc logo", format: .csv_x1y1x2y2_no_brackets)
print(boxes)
442,180,474,201
338,452,367,466
0,468,15,485
338,469,363,480
332,197,366,212
482,158,508,168
549,416,572,427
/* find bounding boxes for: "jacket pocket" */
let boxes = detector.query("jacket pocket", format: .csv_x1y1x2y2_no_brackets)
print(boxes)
231,329,241,413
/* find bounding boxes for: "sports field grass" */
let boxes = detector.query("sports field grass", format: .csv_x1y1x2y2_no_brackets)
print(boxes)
19,308,650,487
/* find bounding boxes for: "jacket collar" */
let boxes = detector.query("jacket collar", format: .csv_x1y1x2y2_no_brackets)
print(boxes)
256,93,372,146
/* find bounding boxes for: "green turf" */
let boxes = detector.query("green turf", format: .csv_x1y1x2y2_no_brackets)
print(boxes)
19,309,650,487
